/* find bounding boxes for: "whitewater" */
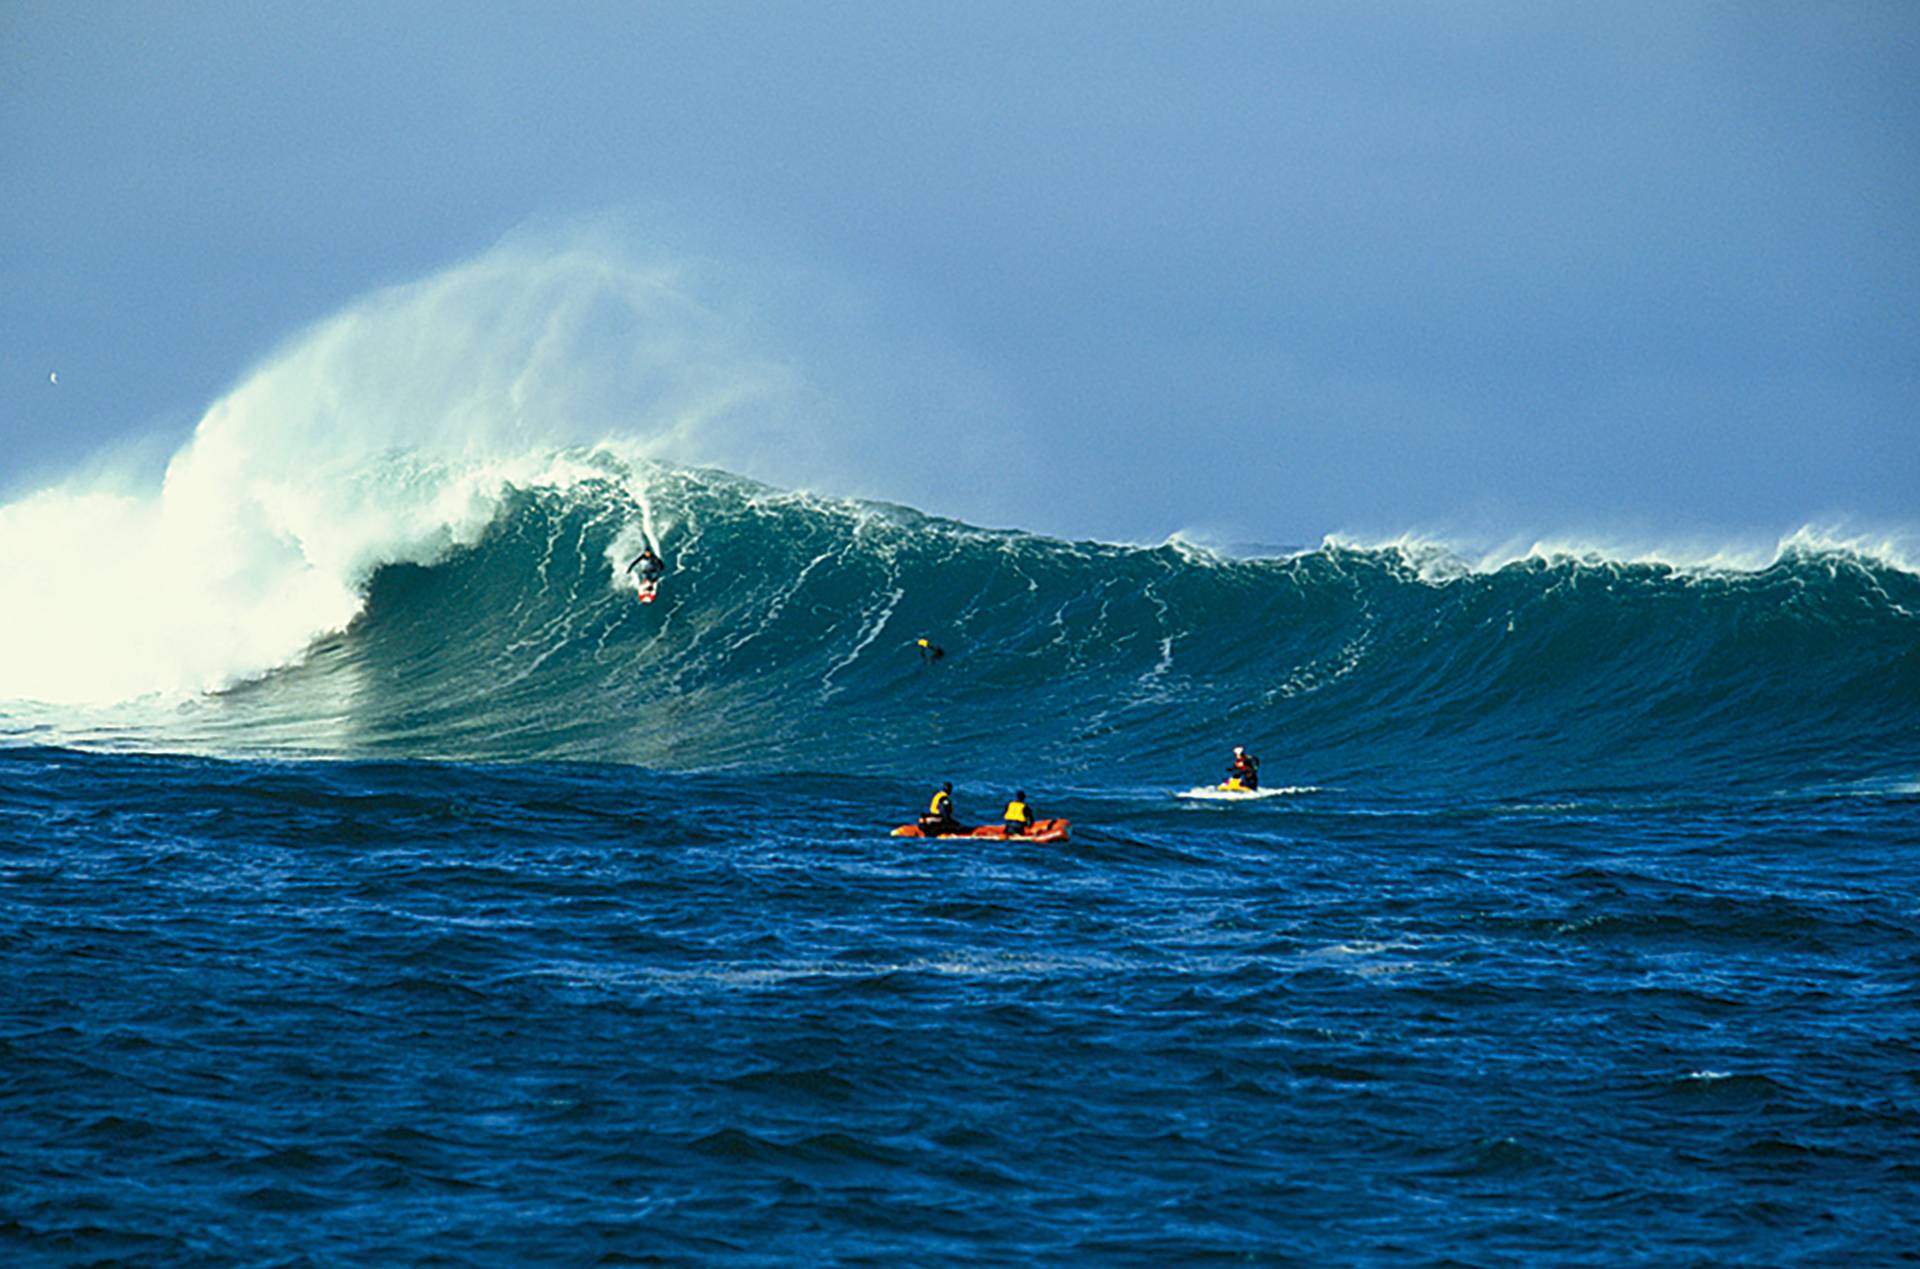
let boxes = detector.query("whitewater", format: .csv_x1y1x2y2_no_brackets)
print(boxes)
4,242,1917,1262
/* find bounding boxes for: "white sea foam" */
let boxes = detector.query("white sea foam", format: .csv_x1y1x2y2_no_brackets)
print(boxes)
1175,785,1318,801
0,443,637,705
1322,524,1920,582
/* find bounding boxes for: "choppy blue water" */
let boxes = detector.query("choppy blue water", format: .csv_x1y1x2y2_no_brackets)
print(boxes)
5,464,1920,1261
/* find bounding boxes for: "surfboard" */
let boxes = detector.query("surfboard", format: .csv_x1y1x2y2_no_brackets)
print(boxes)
636,581,658,603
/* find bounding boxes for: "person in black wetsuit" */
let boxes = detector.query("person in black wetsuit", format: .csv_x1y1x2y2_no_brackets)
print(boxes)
627,547,666,585
1227,745,1260,790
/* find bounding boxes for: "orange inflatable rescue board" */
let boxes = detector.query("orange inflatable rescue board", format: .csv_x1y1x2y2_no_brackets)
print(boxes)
891,818,1071,843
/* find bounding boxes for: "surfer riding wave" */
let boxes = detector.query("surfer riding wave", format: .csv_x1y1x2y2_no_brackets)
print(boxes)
627,546,667,602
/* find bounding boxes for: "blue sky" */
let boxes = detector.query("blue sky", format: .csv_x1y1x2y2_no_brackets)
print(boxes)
3,2,1915,544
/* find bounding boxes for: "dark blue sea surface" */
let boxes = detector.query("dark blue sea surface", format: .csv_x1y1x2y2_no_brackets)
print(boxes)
5,465,1920,1261
5,749,1918,1263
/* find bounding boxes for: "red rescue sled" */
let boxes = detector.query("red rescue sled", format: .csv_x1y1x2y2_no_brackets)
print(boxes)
891,818,1071,843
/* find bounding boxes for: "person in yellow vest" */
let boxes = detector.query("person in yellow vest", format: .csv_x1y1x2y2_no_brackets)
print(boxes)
920,782,960,833
1003,790,1035,836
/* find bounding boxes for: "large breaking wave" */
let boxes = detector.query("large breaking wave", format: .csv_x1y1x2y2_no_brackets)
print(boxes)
3,233,1915,795
7,451,1914,797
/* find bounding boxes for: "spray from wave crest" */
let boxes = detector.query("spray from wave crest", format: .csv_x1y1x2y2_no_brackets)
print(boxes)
0,219,1033,705
0,230,844,704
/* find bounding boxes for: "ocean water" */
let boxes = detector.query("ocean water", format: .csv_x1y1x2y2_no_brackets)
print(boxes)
5,459,1919,1262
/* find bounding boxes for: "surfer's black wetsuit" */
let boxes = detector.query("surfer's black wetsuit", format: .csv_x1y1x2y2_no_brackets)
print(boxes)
628,551,666,583
1229,753,1260,790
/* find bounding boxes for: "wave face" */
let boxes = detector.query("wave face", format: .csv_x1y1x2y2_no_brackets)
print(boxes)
14,455,1909,796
